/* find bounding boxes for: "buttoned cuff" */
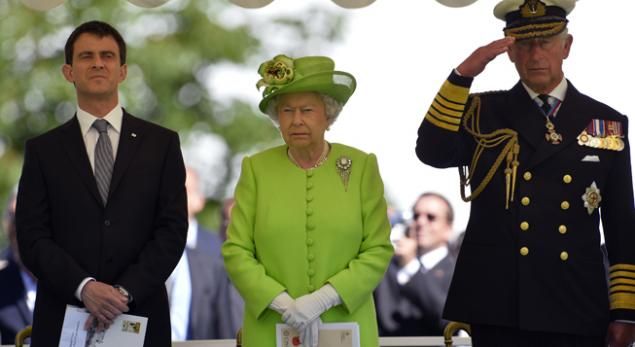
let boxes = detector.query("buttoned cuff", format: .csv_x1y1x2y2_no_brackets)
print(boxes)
396,259,421,285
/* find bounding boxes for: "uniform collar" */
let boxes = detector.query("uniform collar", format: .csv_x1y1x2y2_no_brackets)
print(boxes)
522,77,568,102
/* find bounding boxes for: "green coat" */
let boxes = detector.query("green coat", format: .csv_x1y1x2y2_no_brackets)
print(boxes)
222,143,393,347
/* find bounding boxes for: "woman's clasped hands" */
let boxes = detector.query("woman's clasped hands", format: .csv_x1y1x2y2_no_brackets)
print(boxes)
270,284,342,347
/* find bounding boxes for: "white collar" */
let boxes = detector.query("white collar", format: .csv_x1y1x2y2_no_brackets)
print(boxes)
76,104,123,136
419,245,449,271
522,77,568,102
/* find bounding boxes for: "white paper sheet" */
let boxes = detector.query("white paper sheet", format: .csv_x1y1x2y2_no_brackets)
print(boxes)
276,322,360,347
58,305,147,347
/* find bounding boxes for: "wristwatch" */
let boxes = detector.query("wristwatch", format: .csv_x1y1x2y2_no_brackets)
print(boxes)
113,285,133,304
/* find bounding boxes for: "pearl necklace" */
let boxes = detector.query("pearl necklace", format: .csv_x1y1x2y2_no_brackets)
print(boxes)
288,141,330,169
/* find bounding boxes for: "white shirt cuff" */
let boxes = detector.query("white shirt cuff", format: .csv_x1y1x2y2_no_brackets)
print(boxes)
396,259,421,285
75,277,96,301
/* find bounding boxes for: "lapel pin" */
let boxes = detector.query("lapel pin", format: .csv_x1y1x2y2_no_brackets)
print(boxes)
131,133,137,138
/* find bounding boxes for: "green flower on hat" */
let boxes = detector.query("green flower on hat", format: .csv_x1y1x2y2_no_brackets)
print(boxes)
255,54,357,114
256,54,295,97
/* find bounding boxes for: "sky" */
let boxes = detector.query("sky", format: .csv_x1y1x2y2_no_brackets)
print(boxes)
211,0,635,235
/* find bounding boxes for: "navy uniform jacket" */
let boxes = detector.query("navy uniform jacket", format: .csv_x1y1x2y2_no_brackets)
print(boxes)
416,71,635,337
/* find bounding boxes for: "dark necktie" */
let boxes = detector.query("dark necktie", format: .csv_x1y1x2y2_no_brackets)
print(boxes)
93,119,114,205
537,94,554,117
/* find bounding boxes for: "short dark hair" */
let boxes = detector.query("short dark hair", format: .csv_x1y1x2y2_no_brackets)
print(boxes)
414,192,454,224
64,20,126,65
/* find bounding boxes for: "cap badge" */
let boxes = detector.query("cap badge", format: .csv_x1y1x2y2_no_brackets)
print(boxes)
520,0,547,18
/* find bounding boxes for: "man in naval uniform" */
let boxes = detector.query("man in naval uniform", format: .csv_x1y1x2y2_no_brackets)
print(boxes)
416,0,635,346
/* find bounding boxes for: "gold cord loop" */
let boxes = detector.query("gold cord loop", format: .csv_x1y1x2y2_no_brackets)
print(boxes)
459,96,520,209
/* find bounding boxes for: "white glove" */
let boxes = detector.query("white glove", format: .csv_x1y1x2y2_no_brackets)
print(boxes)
300,317,321,347
269,291,294,315
282,284,342,331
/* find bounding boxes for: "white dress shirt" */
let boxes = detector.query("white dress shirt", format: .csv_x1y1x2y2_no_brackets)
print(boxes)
74,105,123,301
396,245,449,285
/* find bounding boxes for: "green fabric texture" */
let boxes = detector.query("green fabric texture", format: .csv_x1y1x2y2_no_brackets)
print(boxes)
222,143,393,347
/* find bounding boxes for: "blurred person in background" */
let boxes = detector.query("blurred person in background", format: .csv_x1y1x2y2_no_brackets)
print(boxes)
166,167,240,340
222,54,393,347
375,192,455,336
0,190,35,345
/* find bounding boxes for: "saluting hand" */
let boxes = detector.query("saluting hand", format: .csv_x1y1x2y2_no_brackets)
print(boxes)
456,37,515,78
81,281,129,330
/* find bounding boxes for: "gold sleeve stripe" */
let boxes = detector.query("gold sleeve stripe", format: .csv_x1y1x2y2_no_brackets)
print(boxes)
438,80,470,105
425,115,460,132
428,107,462,125
423,79,470,132
610,277,635,287
610,264,635,272
432,99,464,119
435,93,466,112
610,292,635,310
610,271,635,280
610,285,635,293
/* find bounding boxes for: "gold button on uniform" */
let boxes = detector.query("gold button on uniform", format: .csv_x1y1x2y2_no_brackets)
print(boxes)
520,221,529,231
521,197,530,206
560,251,569,261
559,225,567,234
523,172,532,181
520,247,529,256
563,174,572,184
561,201,570,210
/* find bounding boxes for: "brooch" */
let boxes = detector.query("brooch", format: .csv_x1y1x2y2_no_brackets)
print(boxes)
581,181,602,215
336,156,352,191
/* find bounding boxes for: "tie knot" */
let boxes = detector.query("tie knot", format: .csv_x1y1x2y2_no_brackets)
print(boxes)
538,94,552,105
92,119,109,133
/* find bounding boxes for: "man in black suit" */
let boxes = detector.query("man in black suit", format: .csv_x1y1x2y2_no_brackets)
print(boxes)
0,192,35,345
375,192,455,336
167,167,241,340
15,20,187,346
416,0,635,346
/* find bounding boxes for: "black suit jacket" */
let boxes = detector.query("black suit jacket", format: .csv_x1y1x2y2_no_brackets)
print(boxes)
0,253,33,345
186,227,242,339
375,252,455,336
16,111,188,346
417,72,635,336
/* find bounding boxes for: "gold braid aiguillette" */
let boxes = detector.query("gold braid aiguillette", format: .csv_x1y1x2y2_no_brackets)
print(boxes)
336,156,352,191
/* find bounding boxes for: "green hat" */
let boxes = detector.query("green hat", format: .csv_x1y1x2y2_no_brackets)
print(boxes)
494,0,575,40
256,54,356,113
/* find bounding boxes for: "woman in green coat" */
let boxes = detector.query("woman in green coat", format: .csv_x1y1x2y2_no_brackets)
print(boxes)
222,54,393,347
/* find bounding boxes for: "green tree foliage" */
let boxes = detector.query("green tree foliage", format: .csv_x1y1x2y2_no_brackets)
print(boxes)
0,0,346,248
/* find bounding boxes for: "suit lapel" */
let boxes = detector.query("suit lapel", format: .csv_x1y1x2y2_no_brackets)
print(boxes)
109,112,143,197
60,116,102,205
527,82,594,168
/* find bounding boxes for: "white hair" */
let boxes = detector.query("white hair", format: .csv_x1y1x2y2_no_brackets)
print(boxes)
265,93,344,126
